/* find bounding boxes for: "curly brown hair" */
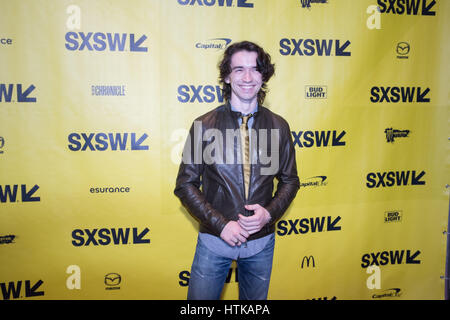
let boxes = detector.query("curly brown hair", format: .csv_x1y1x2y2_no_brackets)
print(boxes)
218,41,275,106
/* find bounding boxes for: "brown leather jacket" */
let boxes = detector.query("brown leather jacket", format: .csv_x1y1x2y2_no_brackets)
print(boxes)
174,103,299,241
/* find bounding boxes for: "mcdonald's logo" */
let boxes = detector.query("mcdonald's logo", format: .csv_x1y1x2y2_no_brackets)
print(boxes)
301,255,316,268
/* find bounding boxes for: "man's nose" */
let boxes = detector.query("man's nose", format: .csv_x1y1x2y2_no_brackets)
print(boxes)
243,70,252,81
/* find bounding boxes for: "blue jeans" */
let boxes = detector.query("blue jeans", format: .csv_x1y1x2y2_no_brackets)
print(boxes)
187,234,275,300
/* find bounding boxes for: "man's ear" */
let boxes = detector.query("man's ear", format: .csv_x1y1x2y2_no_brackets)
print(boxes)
224,76,230,84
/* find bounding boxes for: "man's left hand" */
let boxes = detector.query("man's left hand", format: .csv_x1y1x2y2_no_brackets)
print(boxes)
238,204,271,235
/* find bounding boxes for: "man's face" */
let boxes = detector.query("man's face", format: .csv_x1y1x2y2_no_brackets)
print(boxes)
225,50,263,107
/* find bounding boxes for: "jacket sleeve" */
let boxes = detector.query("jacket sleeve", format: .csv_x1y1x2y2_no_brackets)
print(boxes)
173,121,230,236
265,121,300,225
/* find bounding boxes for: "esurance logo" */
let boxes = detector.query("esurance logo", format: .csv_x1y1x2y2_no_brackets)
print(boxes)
377,0,436,16
0,84,36,103
177,84,224,103
366,170,426,188
67,133,149,151
71,227,150,246
279,39,351,56
65,32,148,52
177,0,254,8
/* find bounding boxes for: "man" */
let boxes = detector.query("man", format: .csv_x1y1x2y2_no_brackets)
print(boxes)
174,41,299,300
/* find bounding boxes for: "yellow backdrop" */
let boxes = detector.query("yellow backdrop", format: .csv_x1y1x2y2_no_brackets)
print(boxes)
0,0,449,300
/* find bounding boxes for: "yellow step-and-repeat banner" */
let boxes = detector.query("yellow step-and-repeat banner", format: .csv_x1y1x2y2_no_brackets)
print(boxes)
0,0,449,300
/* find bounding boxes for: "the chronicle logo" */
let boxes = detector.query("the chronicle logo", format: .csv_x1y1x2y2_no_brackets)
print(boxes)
65,32,148,52
396,42,410,59
305,85,327,99
372,288,402,299
377,0,436,16
67,132,149,151
300,176,328,188
385,128,410,143
196,38,232,50
292,130,346,148
384,210,403,223
279,39,351,56
0,184,40,203
177,0,254,8
71,227,150,246
300,0,328,9
91,85,125,96
0,280,44,300
177,84,224,103
0,84,36,103
104,273,121,290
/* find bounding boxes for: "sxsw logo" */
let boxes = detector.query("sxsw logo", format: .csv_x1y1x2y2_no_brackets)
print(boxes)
177,0,254,8
0,184,40,203
292,130,346,148
65,32,148,52
279,39,351,56
377,0,436,16
366,170,426,188
0,84,36,103
276,216,341,236
361,249,421,268
370,86,430,103
179,267,238,287
67,132,149,151
300,0,328,9
177,85,224,103
1,280,44,300
71,227,150,246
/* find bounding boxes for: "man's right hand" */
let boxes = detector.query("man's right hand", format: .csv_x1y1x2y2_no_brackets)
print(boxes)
220,221,249,247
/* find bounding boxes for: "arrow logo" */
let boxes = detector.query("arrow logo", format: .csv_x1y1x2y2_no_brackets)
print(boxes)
327,216,341,231
130,34,148,52
411,170,426,185
417,87,430,102
25,280,44,297
21,184,40,202
131,133,149,150
406,250,421,264
133,227,150,244
422,0,436,16
335,40,351,56
332,130,346,146
17,84,37,103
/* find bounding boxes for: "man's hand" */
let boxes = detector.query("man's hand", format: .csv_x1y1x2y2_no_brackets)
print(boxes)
238,204,271,235
220,221,249,247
